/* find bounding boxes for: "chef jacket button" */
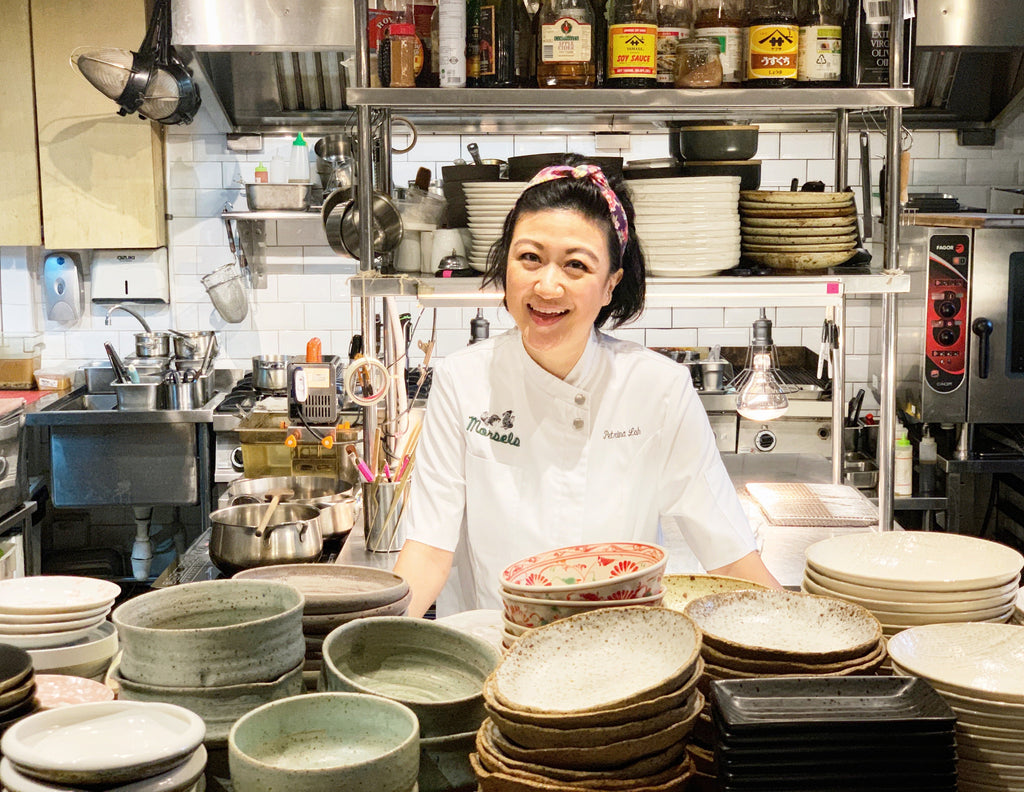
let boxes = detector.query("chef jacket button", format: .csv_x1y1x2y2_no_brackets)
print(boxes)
574,394,585,405
573,418,584,430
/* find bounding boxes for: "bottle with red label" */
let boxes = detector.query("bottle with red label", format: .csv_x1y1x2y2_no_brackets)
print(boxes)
537,0,596,86
744,0,798,87
606,0,658,88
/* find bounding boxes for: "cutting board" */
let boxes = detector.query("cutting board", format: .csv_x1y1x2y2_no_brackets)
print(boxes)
906,213,1024,229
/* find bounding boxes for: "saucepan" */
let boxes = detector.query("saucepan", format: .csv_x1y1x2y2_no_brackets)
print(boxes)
208,503,323,574
134,332,171,358
252,355,291,394
172,330,218,361
225,475,356,505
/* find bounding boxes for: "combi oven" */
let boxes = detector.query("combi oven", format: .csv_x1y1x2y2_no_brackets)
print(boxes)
897,218,1024,427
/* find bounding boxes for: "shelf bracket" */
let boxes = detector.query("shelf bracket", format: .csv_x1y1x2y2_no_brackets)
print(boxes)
234,220,268,289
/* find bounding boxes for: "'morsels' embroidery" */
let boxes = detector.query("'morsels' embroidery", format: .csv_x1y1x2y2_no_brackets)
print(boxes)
466,415,521,447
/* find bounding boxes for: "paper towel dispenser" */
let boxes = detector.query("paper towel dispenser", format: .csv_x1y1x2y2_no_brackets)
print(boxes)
91,248,170,304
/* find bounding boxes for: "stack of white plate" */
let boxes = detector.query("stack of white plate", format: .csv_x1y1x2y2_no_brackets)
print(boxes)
0,701,207,792
631,177,741,277
740,190,859,270
803,532,1024,637
463,182,529,272
889,623,1024,792
0,577,119,651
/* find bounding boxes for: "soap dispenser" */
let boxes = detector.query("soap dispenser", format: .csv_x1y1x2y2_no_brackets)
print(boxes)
43,252,83,322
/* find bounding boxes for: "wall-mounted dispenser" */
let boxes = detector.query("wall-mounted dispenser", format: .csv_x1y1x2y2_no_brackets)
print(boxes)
43,251,83,322
90,248,170,304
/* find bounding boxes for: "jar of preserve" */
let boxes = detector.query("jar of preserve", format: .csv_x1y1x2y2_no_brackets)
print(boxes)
674,37,724,87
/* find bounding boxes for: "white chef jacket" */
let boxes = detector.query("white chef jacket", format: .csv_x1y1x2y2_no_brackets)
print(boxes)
403,328,757,615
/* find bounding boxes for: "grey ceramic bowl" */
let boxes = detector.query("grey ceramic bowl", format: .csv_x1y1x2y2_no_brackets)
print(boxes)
320,617,500,738
112,580,305,688
670,124,759,161
228,692,419,792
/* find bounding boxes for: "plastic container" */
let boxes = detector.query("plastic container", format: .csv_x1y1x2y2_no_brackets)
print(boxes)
34,365,76,391
894,427,912,496
254,163,269,183
288,133,311,184
0,333,44,389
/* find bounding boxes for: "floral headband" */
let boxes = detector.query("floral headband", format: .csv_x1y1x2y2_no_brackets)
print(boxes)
526,164,629,253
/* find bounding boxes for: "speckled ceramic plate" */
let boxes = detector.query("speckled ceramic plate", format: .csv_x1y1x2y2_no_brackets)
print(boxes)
806,533,1024,591
801,574,1018,612
741,250,857,269
683,590,882,662
491,606,700,714
741,216,859,229
232,564,409,615
660,574,769,613
889,624,1024,703
742,234,858,246
740,190,855,205
804,566,1021,603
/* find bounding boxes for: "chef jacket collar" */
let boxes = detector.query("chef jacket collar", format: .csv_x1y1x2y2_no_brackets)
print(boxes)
515,328,602,402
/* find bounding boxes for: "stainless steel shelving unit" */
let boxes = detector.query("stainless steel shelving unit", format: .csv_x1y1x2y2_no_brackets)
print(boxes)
348,0,910,528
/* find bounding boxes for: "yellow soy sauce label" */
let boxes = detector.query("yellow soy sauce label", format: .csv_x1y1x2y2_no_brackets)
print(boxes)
608,24,657,78
746,23,798,80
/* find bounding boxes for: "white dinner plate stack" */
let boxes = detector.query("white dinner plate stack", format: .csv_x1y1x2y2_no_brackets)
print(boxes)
463,182,529,272
889,623,1024,792
0,576,120,650
802,532,1024,638
630,177,741,277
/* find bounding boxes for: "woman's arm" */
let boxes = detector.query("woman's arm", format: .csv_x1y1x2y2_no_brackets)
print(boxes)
708,550,782,590
393,539,455,617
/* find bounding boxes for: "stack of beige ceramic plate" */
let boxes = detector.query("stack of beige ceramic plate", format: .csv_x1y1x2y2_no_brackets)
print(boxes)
499,542,667,650
889,623,1024,792
233,564,411,689
631,176,741,277
474,607,703,792
1012,587,1024,625
683,589,885,787
463,182,528,272
803,532,1024,638
739,190,859,270
0,576,120,651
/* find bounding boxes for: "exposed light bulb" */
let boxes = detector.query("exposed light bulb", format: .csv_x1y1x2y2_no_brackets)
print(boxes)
736,352,789,421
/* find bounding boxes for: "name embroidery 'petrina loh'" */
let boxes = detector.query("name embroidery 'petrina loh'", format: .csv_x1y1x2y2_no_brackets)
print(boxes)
466,410,521,447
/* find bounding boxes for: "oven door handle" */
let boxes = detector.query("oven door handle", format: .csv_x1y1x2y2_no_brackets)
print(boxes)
972,317,994,379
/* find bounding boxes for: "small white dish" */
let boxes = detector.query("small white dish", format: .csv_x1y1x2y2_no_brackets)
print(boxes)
1,701,205,785
0,605,111,626
0,614,106,636
0,623,105,650
0,577,120,617
0,746,207,792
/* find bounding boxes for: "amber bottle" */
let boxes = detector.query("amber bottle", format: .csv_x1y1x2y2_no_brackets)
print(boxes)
745,0,798,88
537,0,596,87
606,0,658,88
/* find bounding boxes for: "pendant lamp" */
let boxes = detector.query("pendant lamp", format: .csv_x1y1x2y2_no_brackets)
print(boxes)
731,308,797,421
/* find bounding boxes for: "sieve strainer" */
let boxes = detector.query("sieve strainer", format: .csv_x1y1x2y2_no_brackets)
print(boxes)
202,263,249,323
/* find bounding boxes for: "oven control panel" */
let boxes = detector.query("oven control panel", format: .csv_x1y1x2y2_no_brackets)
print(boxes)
926,234,969,394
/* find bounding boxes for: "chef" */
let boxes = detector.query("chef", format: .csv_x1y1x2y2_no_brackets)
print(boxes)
394,160,780,617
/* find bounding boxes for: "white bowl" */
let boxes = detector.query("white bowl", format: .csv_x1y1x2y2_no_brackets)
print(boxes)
0,747,207,792
0,577,119,617
27,622,118,675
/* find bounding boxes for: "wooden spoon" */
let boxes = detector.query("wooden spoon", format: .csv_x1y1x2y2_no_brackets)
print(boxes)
254,487,293,538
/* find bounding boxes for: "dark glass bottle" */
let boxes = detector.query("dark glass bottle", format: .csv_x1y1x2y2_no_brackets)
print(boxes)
593,0,607,85
796,0,845,85
466,0,481,86
744,0,798,88
475,0,517,86
606,0,658,88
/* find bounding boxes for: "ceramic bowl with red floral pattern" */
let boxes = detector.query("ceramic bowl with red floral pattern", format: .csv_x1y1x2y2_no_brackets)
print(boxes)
501,590,664,630
499,542,667,602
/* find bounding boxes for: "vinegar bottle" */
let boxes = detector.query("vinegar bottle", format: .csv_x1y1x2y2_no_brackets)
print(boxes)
606,0,658,88
537,0,596,87
745,0,798,87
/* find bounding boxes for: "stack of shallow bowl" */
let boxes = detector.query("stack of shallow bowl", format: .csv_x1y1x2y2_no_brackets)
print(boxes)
109,580,305,747
0,576,119,652
233,564,411,690
0,701,207,792
631,176,741,277
683,589,885,788
321,616,500,792
803,532,1024,638
499,542,667,649
229,692,420,792
474,607,704,792
889,623,1024,792
0,645,37,733
739,190,859,271
1013,587,1024,625
660,573,769,612
463,182,528,272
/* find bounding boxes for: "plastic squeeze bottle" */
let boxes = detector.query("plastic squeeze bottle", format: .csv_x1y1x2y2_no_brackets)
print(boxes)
894,426,912,497
288,133,311,183
918,425,937,495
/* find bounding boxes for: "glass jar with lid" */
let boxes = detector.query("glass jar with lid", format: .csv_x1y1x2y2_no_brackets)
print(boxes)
673,36,724,87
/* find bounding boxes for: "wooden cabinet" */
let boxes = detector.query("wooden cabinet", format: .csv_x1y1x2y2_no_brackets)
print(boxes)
0,0,166,249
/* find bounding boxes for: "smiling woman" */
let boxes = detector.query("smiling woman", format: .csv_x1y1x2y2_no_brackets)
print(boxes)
392,155,780,617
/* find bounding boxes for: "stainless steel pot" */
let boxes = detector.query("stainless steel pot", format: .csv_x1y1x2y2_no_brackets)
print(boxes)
173,331,218,361
225,475,356,506
252,355,290,394
134,332,171,358
312,498,356,539
208,503,323,574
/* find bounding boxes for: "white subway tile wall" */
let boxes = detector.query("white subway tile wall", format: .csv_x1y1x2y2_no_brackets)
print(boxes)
2,114,1024,411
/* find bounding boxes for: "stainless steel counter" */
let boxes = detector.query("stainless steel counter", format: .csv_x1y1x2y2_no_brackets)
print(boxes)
25,387,223,426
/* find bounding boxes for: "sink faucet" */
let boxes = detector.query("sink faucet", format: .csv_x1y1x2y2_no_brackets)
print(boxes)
105,304,151,333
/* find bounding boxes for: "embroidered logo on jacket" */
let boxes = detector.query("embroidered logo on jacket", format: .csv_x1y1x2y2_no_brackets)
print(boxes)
467,410,521,447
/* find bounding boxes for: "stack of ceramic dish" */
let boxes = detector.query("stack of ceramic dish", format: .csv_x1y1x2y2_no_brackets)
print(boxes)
24,623,119,681
0,701,207,792
233,564,411,690
473,607,703,792
499,542,667,648
890,623,1024,792
228,693,420,792
683,589,886,787
0,576,119,651
110,580,305,746
739,190,859,270
321,616,500,792
630,176,741,277
803,532,1024,637
710,676,958,792
1013,587,1024,625
463,182,528,272
0,645,37,734
34,674,114,711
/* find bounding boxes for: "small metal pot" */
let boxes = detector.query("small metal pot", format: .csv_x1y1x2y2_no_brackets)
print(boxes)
173,331,218,361
252,355,290,394
134,332,171,358
226,475,356,506
208,503,323,574
312,498,356,539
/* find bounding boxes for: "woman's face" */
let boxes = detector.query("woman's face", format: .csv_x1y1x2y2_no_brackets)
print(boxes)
505,208,622,379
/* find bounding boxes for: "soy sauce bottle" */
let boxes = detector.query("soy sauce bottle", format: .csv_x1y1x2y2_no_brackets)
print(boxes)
606,0,658,87
744,0,798,87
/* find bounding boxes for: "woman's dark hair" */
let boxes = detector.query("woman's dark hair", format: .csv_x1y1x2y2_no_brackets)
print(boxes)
481,154,646,329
